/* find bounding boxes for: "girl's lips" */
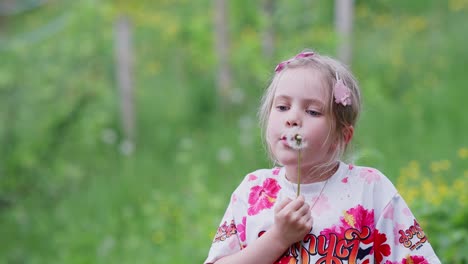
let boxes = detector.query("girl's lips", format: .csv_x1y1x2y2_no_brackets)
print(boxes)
280,137,292,147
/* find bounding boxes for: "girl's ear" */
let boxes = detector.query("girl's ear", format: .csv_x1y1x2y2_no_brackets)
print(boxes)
343,125,354,145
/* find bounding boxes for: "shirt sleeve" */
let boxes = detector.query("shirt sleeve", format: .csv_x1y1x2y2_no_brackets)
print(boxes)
376,193,442,264
204,193,243,264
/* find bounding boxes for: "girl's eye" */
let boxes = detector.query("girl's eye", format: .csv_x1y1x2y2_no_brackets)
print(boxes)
276,105,289,111
306,109,321,116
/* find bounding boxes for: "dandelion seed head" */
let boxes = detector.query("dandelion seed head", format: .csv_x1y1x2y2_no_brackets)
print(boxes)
284,127,308,150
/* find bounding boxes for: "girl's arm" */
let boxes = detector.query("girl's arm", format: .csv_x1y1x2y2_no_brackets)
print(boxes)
214,196,312,264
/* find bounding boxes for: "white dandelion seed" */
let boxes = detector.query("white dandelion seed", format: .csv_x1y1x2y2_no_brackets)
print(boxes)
284,127,308,150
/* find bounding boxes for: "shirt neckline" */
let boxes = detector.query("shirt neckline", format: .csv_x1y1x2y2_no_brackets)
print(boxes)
278,161,346,195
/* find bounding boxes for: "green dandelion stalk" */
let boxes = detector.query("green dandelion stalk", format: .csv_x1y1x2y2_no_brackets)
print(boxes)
295,134,302,197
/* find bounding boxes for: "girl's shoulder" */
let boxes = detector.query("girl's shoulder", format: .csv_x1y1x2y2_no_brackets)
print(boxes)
334,163,400,217
336,163,397,194
343,163,398,197
346,164,392,184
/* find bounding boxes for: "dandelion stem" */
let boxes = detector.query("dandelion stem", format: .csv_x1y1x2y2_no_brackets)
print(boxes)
294,134,302,197
297,149,301,197
293,134,303,264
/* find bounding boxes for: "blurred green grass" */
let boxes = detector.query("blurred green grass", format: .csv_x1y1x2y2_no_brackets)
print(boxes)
0,0,467,263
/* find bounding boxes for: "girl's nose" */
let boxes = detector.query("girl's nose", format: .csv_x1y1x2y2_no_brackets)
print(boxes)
286,111,301,127
286,120,299,127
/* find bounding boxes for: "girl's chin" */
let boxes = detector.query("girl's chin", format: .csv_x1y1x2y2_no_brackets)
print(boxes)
275,156,301,166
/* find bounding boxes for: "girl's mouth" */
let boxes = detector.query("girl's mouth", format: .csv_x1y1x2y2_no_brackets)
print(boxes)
280,136,293,148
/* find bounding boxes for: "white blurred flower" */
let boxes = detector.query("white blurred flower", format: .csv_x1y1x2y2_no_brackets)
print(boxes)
238,115,254,131
179,137,193,150
119,140,135,156
230,88,245,105
217,147,233,164
97,235,115,257
101,128,117,145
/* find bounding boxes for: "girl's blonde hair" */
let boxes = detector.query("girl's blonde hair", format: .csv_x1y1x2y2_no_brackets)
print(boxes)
258,49,362,175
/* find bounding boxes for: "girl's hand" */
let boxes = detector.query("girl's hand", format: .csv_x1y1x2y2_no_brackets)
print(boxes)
271,195,313,247
213,196,312,264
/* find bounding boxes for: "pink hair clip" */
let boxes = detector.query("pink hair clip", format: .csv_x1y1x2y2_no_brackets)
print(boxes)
333,72,352,106
274,51,314,73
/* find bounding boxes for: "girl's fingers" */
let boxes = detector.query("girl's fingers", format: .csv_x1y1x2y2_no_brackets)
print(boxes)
283,195,305,212
275,197,292,213
298,203,311,217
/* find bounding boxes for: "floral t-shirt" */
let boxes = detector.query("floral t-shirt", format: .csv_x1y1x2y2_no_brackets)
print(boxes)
205,162,441,264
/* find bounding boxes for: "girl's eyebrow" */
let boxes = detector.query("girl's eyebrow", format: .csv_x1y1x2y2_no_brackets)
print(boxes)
274,94,325,107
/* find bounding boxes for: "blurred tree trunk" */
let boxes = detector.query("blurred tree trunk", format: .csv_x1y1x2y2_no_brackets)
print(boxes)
115,16,136,148
334,0,354,65
214,0,232,110
0,0,15,14
0,0,14,30
261,0,275,58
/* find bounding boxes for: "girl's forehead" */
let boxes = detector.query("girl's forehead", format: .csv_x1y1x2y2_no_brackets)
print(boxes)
274,67,329,99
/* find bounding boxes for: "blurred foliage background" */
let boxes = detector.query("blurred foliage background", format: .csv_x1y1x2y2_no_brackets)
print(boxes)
0,0,467,263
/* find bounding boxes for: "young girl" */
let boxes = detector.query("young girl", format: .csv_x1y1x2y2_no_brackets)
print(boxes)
205,50,441,264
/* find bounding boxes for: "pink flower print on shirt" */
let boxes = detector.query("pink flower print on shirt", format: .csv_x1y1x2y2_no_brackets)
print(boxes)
383,203,395,220
403,207,412,217
311,195,331,216
360,168,381,184
247,178,281,216
272,167,281,176
402,255,428,264
345,205,375,228
349,164,354,170
393,223,406,245
231,193,237,204
237,216,247,242
342,177,349,183
386,255,428,264
321,204,375,243
248,174,258,181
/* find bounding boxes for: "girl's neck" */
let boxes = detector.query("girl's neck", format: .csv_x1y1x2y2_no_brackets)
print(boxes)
285,162,339,184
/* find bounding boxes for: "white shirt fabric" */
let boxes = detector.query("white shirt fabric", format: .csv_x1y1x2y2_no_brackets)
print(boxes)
205,162,441,264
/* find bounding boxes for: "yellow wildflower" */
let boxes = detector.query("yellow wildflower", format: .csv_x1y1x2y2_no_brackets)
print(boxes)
437,184,449,201
403,189,418,206
449,0,468,12
152,231,166,245
458,147,468,159
430,160,450,173
356,5,369,19
399,161,420,181
453,178,465,193
407,16,427,32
